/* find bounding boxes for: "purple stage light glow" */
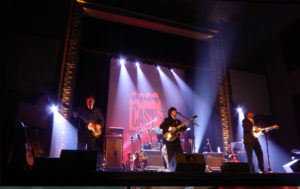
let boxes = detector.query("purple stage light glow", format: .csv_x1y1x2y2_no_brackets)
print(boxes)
237,106,245,141
50,110,77,158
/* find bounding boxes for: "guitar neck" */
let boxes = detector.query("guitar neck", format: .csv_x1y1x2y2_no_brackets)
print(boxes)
175,116,197,130
147,130,154,148
176,122,185,130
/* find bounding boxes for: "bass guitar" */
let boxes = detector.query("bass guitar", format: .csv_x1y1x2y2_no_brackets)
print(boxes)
163,115,198,142
74,112,102,138
253,124,279,138
134,134,148,169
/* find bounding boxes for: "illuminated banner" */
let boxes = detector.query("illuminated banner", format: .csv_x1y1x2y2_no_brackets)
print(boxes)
129,91,163,131
106,58,186,161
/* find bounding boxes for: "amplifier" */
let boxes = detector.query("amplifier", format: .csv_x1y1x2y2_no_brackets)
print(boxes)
105,136,123,169
143,150,164,170
203,152,224,171
107,127,124,136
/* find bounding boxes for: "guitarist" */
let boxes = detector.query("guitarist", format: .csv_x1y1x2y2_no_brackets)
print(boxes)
160,107,190,164
73,95,105,151
242,111,265,173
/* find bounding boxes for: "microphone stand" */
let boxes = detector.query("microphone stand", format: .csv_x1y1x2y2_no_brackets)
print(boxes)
264,131,272,172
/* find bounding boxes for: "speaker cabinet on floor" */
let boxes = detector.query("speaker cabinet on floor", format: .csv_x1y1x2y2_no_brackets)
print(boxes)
221,162,250,173
60,150,98,172
169,153,206,172
105,136,123,168
33,158,62,172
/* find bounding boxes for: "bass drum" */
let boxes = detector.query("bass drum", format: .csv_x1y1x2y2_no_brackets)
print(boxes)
141,143,151,150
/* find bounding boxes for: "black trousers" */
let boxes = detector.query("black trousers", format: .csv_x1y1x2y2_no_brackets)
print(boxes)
244,141,264,173
164,138,183,163
77,131,97,151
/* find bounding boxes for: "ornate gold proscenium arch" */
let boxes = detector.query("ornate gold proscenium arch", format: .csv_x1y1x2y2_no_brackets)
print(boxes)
209,33,233,158
57,0,232,159
57,0,83,120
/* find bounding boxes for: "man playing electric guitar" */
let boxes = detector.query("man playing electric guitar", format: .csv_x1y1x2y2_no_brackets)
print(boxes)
242,111,265,173
160,107,190,164
73,95,105,151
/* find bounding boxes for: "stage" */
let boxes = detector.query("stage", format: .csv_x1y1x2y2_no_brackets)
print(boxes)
3,169,300,186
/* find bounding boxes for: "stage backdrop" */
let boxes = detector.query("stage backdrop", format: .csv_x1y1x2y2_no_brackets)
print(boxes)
106,58,187,160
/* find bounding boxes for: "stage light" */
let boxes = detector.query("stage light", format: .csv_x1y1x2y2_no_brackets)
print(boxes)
135,61,140,67
50,106,77,157
50,105,58,113
119,58,126,66
236,107,243,114
156,65,160,70
236,106,244,140
171,68,175,73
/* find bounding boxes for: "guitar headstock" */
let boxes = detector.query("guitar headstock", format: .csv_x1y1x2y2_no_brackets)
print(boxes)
272,124,279,129
191,115,198,120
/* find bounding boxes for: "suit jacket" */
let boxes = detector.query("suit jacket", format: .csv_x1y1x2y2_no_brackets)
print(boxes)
160,117,187,138
242,118,258,143
76,106,105,138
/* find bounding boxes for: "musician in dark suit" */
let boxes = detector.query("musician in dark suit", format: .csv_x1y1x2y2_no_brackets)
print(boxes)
242,111,265,173
160,107,189,164
73,95,105,151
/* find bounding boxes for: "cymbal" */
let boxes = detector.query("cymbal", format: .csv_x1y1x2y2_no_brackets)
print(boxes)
152,127,162,134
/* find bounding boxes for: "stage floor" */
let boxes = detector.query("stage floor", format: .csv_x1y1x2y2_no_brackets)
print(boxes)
3,170,300,186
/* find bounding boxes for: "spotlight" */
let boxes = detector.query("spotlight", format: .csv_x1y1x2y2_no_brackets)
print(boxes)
171,68,174,73
156,65,160,70
236,107,243,114
135,61,140,67
119,58,126,66
51,105,58,113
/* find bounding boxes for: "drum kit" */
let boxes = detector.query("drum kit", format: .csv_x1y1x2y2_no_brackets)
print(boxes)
125,126,166,171
140,126,163,151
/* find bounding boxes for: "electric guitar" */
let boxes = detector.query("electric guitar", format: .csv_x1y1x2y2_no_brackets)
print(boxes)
125,136,135,170
74,112,102,138
134,134,148,169
163,115,198,142
226,138,239,163
252,124,279,138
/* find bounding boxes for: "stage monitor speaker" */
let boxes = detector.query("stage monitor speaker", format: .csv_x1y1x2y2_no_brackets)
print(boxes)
33,158,62,172
203,152,224,171
221,162,250,173
169,153,206,172
60,150,98,172
105,136,123,168
143,150,164,170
